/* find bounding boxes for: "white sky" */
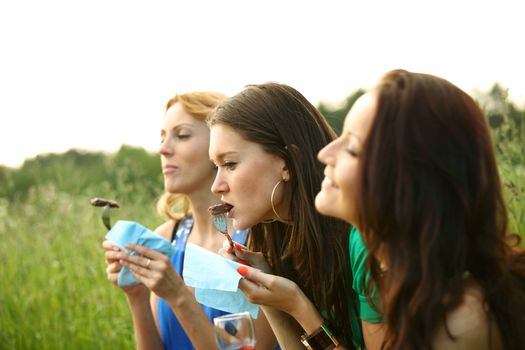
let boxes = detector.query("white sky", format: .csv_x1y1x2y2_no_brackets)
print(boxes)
1,0,524,168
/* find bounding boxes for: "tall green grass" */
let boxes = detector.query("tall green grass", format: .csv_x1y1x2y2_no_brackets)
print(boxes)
0,183,162,349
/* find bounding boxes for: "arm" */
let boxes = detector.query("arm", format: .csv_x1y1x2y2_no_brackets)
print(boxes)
253,307,279,350
117,244,221,349
237,266,350,350
230,243,351,349
126,289,165,350
260,306,305,350
103,240,164,350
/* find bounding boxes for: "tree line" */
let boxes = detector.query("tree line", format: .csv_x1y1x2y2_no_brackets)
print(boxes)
1,84,523,208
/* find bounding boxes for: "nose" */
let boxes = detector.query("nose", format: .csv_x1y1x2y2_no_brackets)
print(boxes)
318,139,337,165
211,169,228,194
159,137,173,157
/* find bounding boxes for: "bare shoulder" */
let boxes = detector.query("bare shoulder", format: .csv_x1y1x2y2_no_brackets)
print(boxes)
154,220,177,241
433,281,503,350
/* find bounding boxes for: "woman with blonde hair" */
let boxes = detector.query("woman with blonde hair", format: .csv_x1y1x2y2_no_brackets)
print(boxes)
103,91,277,349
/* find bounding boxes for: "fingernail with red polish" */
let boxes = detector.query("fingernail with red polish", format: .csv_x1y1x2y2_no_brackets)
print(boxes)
237,266,248,276
238,260,248,265
234,243,244,252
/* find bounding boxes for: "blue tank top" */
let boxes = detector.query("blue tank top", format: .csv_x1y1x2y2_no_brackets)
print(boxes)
157,215,249,350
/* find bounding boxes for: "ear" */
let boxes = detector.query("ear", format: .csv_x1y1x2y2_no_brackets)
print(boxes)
281,162,290,182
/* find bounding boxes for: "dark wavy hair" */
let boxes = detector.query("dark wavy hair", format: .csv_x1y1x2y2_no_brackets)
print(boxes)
357,69,525,349
207,83,356,347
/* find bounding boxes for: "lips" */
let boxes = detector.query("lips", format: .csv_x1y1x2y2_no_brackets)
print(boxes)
321,177,337,189
163,165,178,174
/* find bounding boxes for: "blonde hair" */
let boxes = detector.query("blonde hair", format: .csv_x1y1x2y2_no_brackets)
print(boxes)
156,91,227,221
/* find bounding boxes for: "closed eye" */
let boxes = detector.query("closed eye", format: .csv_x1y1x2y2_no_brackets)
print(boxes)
221,161,237,170
346,148,359,157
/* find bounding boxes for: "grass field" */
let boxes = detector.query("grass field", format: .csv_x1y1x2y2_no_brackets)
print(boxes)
0,144,523,349
0,185,162,349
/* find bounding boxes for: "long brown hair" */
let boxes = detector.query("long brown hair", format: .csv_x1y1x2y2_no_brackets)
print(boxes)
207,83,355,346
358,69,525,349
156,91,227,221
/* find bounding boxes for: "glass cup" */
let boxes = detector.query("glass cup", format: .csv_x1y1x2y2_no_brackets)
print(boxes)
213,311,256,350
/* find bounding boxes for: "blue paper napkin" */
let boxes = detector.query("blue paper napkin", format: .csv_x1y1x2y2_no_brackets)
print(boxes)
183,243,259,318
106,220,174,287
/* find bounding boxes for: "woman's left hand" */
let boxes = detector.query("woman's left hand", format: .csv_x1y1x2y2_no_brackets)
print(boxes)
117,243,184,300
236,265,305,317
218,240,272,273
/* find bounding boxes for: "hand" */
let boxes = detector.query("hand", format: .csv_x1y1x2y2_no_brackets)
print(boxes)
116,243,185,300
236,265,304,317
102,240,148,297
218,240,271,273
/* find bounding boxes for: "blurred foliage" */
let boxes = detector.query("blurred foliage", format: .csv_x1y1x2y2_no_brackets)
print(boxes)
476,84,525,236
318,89,365,135
0,145,162,205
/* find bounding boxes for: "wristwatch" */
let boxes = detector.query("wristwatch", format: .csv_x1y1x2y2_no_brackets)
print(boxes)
300,323,340,350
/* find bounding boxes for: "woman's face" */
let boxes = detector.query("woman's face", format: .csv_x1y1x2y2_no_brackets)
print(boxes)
315,92,376,225
159,102,216,195
209,124,289,230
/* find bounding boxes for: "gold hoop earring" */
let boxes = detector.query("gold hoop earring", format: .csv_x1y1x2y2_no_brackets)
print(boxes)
270,180,291,223
261,181,279,224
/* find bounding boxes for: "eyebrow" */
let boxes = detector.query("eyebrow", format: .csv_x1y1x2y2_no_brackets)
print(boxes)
160,123,194,135
210,151,238,162
344,131,363,143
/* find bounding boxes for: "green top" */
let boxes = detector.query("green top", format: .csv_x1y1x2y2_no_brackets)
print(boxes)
348,226,382,348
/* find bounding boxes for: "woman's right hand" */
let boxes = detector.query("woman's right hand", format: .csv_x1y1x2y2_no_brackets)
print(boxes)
102,240,148,297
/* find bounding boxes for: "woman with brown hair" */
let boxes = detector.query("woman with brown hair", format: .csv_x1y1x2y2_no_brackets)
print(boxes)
316,69,525,349
208,82,384,350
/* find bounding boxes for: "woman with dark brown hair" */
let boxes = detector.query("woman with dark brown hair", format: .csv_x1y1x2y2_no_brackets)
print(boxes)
208,82,384,350
316,69,525,349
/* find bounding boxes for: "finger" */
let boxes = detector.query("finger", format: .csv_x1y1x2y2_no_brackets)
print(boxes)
102,240,120,251
117,253,154,270
232,243,266,267
107,261,122,274
107,272,119,286
237,273,275,304
221,239,233,254
237,266,275,289
119,258,151,277
124,243,164,260
105,250,121,262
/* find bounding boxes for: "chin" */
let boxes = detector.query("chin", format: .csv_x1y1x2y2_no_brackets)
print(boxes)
315,193,333,215
232,219,250,231
316,197,348,223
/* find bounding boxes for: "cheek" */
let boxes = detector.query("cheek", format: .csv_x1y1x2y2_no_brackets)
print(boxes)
183,142,211,164
336,163,358,202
